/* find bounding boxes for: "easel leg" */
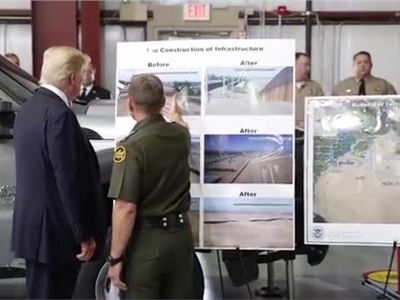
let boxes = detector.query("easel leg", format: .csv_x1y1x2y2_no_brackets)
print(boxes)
382,241,398,298
285,260,295,300
397,244,400,295
216,250,226,299
236,247,253,299
255,262,282,298
268,262,275,291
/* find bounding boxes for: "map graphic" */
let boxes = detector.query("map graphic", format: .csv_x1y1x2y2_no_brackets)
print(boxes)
309,97,400,224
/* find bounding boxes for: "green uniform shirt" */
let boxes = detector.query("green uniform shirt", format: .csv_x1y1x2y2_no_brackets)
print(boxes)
108,114,191,217
296,80,324,123
332,76,397,96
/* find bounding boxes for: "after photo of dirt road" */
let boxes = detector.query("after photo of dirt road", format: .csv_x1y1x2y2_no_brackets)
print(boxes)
203,197,294,249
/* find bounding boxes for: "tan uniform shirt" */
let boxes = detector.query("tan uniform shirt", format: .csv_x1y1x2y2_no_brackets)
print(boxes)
296,80,324,124
332,76,397,96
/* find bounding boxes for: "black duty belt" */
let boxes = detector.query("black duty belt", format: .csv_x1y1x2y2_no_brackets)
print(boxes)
136,213,189,230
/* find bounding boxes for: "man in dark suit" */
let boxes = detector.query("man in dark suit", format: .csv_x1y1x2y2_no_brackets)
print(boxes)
77,57,111,103
12,46,107,299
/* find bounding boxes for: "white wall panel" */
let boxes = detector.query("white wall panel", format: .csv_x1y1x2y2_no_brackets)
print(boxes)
101,1,400,96
314,0,400,11
248,25,305,51
104,24,393,98
103,0,305,10
248,24,400,96
101,26,145,95
337,25,400,94
312,25,400,95
102,0,120,10
0,0,30,9
103,0,400,11
0,24,32,74
312,25,340,94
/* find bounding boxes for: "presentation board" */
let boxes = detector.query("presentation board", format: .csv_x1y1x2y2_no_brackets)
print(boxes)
305,96,400,246
115,39,295,250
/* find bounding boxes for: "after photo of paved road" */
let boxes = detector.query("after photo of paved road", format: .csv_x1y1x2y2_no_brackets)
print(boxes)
205,135,293,184
205,67,293,115
203,197,294,249
117,69,201,117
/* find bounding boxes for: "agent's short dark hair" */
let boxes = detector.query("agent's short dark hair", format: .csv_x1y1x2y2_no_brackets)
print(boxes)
128,74,165,114
295,52,310,60
353,51,372,62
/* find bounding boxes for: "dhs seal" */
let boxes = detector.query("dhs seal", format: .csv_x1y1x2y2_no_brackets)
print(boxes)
313,226,324,239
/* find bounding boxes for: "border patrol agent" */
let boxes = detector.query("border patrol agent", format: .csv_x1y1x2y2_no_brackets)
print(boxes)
295,52,324,128
332,51,397,96
107,74,194,299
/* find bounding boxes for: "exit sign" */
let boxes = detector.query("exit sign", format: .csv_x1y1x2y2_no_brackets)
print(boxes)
183,3,210,21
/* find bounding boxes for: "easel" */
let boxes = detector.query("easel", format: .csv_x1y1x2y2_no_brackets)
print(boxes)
216,249,296,300
255,261,283,298
216,248,254,299
256,251,296,299
362,241,400,300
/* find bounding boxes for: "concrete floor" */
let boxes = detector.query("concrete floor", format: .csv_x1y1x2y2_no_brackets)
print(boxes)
200,246,395,299
0,246,395,299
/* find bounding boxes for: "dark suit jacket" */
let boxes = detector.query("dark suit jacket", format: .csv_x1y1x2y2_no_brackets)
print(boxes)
12,87,107,264
77,85,111,103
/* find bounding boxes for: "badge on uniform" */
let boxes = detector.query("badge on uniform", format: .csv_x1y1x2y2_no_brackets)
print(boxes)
114,146,126,163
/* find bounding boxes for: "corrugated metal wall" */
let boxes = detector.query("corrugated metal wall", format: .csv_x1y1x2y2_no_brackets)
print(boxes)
0,0,399,95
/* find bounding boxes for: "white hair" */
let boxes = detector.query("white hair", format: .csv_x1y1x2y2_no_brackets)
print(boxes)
39,46,85,89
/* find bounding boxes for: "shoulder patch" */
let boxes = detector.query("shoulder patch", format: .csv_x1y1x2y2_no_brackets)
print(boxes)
114,146,126,163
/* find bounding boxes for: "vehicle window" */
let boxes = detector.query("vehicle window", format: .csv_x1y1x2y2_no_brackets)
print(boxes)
0,89,13,104
0,68,36,107
0,102,15,139
4,68,37,92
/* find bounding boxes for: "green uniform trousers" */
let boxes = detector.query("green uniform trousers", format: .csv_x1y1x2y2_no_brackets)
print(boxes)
122,225,194,299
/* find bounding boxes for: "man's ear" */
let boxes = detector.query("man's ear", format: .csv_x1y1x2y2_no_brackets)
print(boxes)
69,72,77,85
128,97,135,113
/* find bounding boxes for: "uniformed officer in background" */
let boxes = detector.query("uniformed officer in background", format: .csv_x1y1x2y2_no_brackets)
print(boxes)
332,51,397,96
295,52,324,128
107,74,194,299
76,54,111,103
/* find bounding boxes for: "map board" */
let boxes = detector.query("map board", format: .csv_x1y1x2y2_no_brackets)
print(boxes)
305,96,400,245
